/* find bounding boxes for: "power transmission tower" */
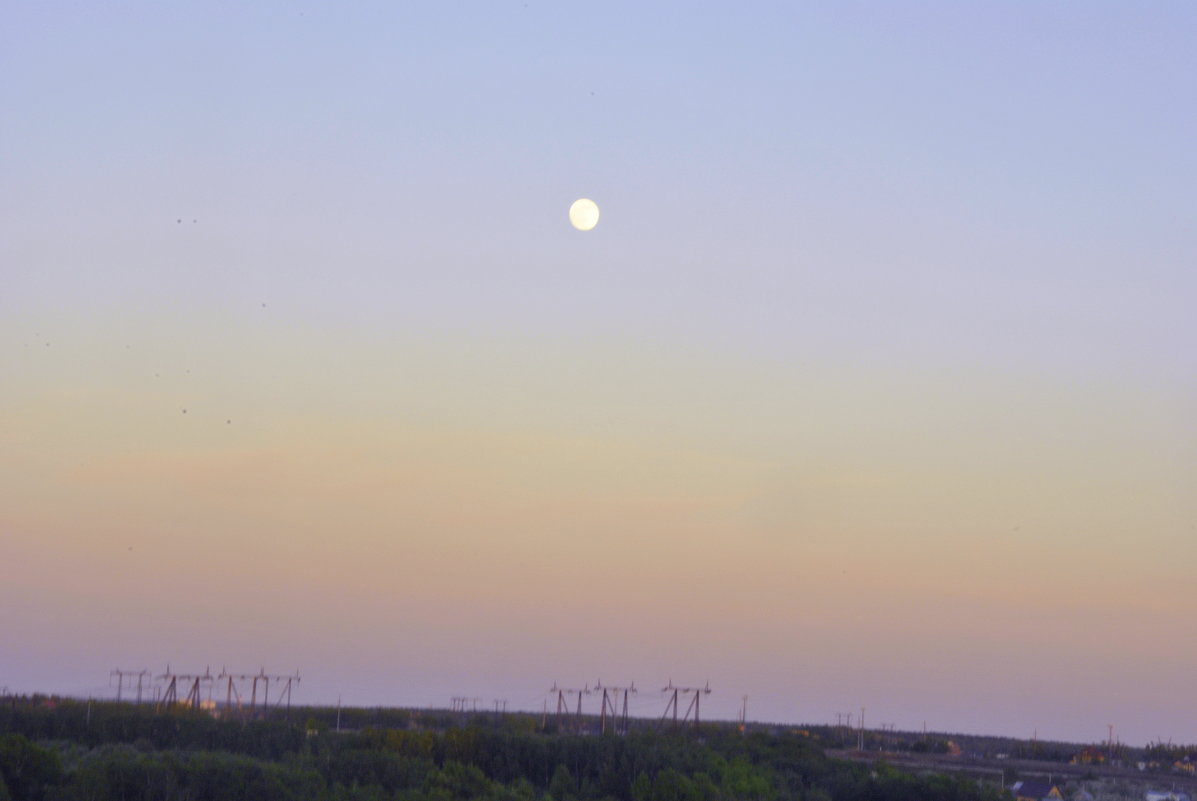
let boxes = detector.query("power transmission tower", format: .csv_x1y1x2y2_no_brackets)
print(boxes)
184,667,214,710
201,668,299,718
593,681,635,735
594,681,614,735
251,669,267,712
157,666,177,711
156,666,213,712
661,680,679,727
617,683,637,734
659,681,711,732
449,696,483,713
548,683,589,731
264,670,301,714
110,669,150,703
217,667,253,718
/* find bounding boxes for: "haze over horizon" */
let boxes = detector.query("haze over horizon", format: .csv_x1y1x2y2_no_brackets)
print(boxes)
2,2,1194,748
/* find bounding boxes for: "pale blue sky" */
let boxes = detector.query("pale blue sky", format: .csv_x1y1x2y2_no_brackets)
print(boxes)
2,2,1195,744
6,2,1194,363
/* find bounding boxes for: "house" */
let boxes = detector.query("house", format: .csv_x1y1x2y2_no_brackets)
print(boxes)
1011,781,1064,801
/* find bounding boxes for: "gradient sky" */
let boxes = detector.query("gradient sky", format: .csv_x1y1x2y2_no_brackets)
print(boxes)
2,2,1195,746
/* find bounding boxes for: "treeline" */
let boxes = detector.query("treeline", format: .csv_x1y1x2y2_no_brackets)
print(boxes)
0,699,1011,801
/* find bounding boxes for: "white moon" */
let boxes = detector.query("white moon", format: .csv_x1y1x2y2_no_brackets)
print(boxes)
568,198,600,231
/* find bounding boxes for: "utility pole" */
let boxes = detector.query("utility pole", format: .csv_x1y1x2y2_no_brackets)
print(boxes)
739,696,748,730
858,707,865,751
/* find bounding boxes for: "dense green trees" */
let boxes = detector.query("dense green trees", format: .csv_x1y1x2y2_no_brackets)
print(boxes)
0,733,62,801
0,699,1011,801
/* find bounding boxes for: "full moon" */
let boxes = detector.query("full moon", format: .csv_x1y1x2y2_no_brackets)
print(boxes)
568,198,600,231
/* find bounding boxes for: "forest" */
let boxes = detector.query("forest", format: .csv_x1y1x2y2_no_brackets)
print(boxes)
0,695,1013,801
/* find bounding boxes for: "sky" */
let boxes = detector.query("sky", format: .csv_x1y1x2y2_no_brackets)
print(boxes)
1,1,1195,746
